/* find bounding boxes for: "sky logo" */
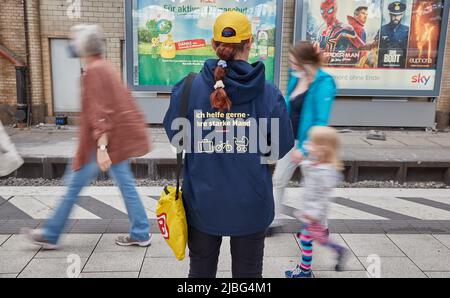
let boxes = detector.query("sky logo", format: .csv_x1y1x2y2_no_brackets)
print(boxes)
411,74,432,86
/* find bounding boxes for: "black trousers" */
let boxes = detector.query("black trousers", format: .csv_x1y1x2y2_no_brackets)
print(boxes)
188,226,267,278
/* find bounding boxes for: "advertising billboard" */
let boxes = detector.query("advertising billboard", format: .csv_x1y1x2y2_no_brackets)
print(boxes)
296,0,449,97
126,0,284,92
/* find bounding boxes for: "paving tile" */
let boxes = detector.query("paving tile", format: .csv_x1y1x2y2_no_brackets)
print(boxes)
0,234,41,252
264,234,301,257
0,274,17,278
312,235,365,271
313,271,368,278
140,257,190,278
388,234,450,257
106,220,130,234
0,220,41,234
145,234,188,258
425,272,450,278
217,238,231,272
0,235,10,246
93,234,149,253
81,272,139,278
341,234,405,257
388,234,450,271
216,271,232,278
36,219,77,234
358,256,427,278
344,221,385,234
327,220,351,234
406,221,448,234
438,221,450,232
69,219,111,234
0,251,36,274
433,234,450,249
83,250,146,272
263,257,299,278
18,257,88,278
35,234,101,259
375,221,418,234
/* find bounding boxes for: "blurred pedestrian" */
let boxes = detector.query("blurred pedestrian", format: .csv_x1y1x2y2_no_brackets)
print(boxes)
285,126,348,278
271,41,337,229
163,11,294,278
0,120,24,177
23,24,152,249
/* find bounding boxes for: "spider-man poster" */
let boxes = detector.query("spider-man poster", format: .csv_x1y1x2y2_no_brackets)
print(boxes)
305,0,383,68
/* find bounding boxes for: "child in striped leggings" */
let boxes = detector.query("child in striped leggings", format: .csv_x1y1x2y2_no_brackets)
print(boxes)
285,127,348,278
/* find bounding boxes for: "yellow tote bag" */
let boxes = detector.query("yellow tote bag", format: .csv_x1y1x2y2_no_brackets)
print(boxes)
156,73,196,261
156,186,188,261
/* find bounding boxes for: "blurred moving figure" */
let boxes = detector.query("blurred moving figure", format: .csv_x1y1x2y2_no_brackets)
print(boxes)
23,25,152,249
271,41,336,230
285,126,348,278
0,121,24,177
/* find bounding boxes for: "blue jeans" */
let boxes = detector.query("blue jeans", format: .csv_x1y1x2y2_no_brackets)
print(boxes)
43,157,150,244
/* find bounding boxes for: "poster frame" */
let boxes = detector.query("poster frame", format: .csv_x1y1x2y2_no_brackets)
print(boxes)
294,0,450,97
125,0,285,93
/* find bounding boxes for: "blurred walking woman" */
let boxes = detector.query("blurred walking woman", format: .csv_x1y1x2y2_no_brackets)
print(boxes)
24,25,152,249
272,41,337,227
164,11,294,278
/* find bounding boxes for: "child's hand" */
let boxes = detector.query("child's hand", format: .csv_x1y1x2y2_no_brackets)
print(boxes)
291,149,303,164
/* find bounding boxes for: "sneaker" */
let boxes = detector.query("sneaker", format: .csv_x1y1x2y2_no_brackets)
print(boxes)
335,246,349,272
115,234,152,247
285,265,313,278
21,228,58,250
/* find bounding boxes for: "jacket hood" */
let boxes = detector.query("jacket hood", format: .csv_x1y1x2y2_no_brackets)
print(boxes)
200,59,266,105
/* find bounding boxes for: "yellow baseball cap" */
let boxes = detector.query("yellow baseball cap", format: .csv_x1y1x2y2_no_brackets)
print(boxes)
213,11,252,44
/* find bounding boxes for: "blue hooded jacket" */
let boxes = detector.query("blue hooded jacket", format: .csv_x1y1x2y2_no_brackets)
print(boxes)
285,69,337,155
164,59,294,236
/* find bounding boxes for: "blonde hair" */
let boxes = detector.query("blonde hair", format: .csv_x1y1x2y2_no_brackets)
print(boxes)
70,24,105,57
309,126,343,171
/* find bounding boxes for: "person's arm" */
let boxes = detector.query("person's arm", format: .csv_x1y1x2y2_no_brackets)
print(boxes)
268,89,295,161
297,76,336,155
84,66,114,171
96,133,111,172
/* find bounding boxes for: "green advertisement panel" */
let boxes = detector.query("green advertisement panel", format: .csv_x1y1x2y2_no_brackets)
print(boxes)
127,0,283,92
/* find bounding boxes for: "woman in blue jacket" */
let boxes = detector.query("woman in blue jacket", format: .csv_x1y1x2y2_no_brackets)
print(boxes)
272,41,337,228
164,11,294,278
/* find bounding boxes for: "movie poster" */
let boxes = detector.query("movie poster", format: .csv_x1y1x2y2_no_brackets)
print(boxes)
406,0,443,68
377,0,413,68
305,0,383,68
132,0,279,87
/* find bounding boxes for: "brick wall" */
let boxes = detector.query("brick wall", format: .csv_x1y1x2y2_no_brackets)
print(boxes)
39,0,125,117
0,0,27,114
280,0,295,94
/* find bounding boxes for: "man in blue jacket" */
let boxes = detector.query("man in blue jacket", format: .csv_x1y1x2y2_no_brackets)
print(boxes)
164,11,294,278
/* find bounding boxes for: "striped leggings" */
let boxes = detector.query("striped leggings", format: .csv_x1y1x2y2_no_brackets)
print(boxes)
298,222,343,271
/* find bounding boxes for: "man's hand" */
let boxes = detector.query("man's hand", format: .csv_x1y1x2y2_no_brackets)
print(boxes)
97,150,112,172
291,149,303,164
